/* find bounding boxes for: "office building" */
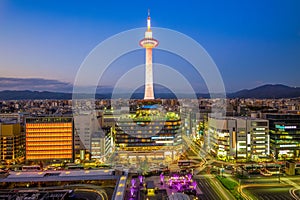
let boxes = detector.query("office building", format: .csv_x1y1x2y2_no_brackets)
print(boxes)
73,112,100,158
0,123,23,163
25,117,74,161
266,114,300,160
208,117,269,161
90,110,116,161
235,118,269,161
207,117,236,160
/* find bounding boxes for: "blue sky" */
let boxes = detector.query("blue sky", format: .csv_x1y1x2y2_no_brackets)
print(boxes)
0,0,300,93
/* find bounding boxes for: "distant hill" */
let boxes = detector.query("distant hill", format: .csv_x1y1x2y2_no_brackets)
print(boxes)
229,84,300,99
0,90,72,100
0,90,177,100
0,84,300,100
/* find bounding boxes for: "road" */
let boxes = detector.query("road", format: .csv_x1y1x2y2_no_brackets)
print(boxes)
245,186,294,200
73,189,108,200
182,135,208,159
183,135,236,199
196,176,222,200
239,176,300,200
194,174,238,200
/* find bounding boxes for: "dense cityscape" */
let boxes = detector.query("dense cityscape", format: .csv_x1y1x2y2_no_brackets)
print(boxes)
1,1,300,200
1,96,300,199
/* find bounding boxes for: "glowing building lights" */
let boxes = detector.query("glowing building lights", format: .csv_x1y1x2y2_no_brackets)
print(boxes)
267,114,300,160
279,144,297,148
208,117,269,161
25,117,74,161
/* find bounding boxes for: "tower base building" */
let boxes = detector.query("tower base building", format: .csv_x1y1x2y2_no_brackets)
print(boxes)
114,101,182,166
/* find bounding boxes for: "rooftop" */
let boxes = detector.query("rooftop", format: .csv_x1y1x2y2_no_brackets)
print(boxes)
1,169,115,182
119,111,180,122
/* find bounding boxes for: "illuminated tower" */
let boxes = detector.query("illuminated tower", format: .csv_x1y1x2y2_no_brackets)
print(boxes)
139,10,159,100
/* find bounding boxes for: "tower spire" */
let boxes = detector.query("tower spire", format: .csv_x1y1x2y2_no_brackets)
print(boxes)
147,9,151,31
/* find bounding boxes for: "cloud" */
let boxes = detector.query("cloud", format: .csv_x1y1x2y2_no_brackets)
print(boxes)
0,77,73,92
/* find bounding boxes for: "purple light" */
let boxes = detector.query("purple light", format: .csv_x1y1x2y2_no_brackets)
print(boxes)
192,181,197,189
130,187,134,196
187,173,192,181
169,179,173,186
160,173,164,182
131,179,136,187
176,183,182,191
138,175,143,184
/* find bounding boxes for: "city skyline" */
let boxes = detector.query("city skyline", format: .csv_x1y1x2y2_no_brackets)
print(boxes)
1,1,300,93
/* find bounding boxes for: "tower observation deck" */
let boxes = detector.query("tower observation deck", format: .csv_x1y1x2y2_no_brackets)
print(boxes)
139,10,159,100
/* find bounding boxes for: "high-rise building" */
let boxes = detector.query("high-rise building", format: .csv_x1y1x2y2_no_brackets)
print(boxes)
235,118,269,161
266,114,300,161
86,109,116,161
139,10,159,100
90,131,104,160
0,123,23,163
25,117,74,162
208,117,269,161
91,129,112,161
90,110,115,161
207,117,236,160
73,112,100,158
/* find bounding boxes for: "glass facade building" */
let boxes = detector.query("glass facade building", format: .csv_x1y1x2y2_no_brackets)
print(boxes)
266,114,300,161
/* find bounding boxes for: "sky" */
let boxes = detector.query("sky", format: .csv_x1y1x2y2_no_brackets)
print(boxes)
0,0,300,93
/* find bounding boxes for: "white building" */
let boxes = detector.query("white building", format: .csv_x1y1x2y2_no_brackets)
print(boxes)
236,118,269,161
207,117,236,160
73,112,99,156
208,117,269,161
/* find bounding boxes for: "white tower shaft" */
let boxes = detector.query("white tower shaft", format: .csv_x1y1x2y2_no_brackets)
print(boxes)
144,48,154,99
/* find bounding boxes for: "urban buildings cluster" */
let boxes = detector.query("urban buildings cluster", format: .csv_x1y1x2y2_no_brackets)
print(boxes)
0,97,300,167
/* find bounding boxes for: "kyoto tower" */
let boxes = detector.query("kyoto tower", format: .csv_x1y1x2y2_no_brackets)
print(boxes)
139,10,159,100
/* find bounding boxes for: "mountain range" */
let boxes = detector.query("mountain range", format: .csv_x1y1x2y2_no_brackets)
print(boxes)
0,84,300,100
227,84,300,99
